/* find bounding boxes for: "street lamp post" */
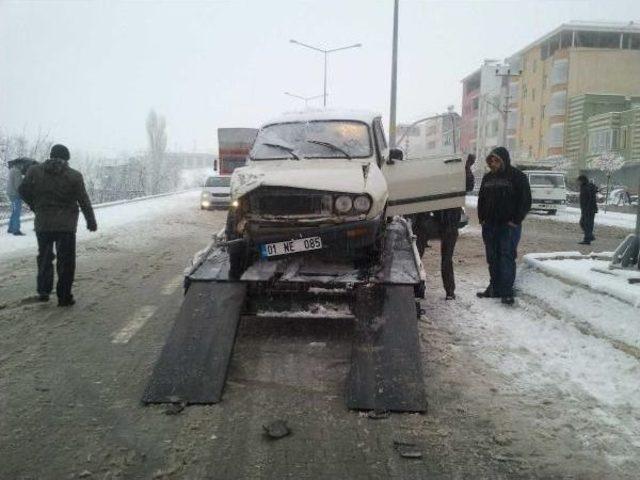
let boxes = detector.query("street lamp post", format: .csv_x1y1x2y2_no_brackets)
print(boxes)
289,39,362,107
389,0,400,149
284,92,326,108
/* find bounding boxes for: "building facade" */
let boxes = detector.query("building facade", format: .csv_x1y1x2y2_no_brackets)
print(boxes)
510,22,640,167
397,111,461,158
462,22,640,170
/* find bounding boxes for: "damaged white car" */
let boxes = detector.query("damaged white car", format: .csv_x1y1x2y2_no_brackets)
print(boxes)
226,110,465,278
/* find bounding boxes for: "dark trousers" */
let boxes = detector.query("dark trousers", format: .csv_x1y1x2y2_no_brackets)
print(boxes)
36,231,76,300
579,210,595,241
482,223,521,297
440,226,459,296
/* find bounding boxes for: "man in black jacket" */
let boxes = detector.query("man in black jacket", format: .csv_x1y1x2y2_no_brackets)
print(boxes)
476,147,531,305
577,174,598,245
18,144,97,306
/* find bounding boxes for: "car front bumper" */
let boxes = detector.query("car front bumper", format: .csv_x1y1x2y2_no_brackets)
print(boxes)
245,215,383,255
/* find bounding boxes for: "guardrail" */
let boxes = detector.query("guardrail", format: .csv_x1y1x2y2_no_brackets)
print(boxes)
0,189,195,227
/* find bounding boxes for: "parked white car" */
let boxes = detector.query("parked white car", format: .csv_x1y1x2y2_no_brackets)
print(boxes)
526,170,567,215
200,175,231,209
226,110,465,278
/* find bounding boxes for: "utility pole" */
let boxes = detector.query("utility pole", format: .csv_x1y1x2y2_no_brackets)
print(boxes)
494,66,521,147
389,0,399,148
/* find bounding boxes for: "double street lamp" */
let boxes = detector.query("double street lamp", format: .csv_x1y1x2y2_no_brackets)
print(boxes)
284,92,326,107
289,39,362,107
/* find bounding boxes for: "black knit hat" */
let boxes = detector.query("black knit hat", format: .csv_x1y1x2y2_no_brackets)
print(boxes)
50,144,70,160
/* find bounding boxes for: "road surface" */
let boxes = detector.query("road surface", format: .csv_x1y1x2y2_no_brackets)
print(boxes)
1,191,637,479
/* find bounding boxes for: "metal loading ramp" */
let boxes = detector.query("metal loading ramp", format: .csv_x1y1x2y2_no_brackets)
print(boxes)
142,217,427,413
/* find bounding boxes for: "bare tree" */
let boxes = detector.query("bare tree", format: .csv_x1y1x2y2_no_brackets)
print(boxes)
146,110,168,194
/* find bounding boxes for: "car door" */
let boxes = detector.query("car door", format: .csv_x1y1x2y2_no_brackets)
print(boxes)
378,119,465,216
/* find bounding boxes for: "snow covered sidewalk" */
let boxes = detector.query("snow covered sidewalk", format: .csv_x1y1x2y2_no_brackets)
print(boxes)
466,195,637,230
523,251,640,308
0,190,201,260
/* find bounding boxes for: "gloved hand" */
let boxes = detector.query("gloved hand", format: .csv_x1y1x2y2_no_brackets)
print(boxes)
87,220,98,232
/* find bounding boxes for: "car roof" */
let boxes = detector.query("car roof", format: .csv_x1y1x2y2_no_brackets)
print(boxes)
527,170,565,175
262,109,381,127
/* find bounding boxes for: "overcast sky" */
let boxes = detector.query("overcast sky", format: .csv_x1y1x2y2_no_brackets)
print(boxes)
1,0,639,157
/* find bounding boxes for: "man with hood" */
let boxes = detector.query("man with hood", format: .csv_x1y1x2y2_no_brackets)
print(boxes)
577,174,598,245
18,144,97,306
476,147,531,305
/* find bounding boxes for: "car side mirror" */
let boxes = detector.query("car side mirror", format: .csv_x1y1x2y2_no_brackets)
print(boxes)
386,148,403,165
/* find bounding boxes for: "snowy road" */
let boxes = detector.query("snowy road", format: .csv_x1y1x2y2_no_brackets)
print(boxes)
1,191,639,479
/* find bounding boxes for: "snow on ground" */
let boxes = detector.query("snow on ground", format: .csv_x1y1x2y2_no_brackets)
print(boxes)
0,190,201,260
466,195,637,230
523,252,640,308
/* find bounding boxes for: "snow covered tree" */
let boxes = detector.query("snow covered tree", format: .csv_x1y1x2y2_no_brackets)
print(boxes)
594,152,625,213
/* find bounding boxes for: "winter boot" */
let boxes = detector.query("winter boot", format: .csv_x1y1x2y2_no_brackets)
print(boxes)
476,286,498,298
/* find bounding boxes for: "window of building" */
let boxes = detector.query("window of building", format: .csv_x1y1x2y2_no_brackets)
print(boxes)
588,128,621,154
426,124,437,136
522,84,527,100
528,145,533,157
507,137,517,151
541,104,546,119
509,82,519,100
575,31,622,49
548,91,567,116
529,117,534,128
533,59,537,72
472,97,479,111
547,123,564,147
543,74,548,89
531,88,536,101
620,127,628,149
561,30,573,48
550,59,569,85
507,110,518,130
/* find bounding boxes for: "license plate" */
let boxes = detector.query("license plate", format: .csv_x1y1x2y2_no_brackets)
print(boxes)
260,236,323,258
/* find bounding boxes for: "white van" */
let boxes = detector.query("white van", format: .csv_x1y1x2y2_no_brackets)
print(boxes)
526,170,566,215
200,175,231,209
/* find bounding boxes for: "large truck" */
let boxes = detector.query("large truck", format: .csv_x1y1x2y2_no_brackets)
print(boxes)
216,128,258,175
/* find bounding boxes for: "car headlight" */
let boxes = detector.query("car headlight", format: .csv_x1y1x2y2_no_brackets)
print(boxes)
334,195,353,213
201,192,209,198
353,195,371,213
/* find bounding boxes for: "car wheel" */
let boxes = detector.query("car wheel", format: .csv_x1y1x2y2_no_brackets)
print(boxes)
225,210,248,280
548,209,557,216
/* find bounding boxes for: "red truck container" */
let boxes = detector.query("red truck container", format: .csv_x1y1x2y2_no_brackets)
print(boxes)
216,128,258,175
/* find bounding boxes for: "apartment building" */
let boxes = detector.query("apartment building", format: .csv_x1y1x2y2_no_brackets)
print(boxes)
462,21,640,169
397,111,461,158
460,60,506,159
510,21,640,167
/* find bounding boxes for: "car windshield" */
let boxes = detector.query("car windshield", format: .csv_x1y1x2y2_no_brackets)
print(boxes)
205,176,231,187
529,174,565,188
251,121,372,160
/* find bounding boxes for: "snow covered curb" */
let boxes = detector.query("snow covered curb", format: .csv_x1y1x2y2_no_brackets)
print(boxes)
523,252,640,308
0,189,196,227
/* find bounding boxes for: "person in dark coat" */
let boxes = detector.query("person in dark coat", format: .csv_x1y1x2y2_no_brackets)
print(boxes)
6,161,26,235
18,144,97,306
577,174,598,245
476,147,531,305
465,153,476,192
434,208,462,300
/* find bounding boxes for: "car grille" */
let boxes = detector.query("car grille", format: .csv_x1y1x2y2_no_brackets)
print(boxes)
249,189,329,216
211,193,229,197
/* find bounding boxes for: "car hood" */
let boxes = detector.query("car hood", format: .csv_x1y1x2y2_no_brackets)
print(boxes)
231,159,374,198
